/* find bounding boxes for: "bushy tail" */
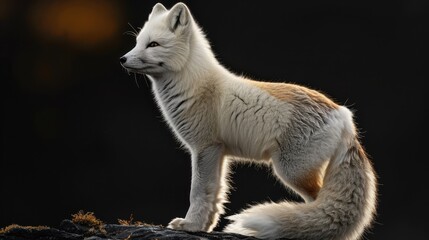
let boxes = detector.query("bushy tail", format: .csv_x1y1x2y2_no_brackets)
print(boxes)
224,137,377,240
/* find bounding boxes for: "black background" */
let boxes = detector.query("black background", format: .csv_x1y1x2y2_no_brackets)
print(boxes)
2,0,428,239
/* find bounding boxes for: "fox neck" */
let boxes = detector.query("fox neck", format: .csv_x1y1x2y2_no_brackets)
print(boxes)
147,23,227,127
149,23,225,100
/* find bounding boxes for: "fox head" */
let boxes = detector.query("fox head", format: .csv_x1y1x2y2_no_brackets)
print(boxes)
120,2,194,76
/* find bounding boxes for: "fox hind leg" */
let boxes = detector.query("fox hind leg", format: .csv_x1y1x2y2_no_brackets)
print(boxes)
224,137,331,238
270,135,334,202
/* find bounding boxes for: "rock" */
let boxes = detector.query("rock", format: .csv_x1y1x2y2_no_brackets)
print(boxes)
0,219,259,240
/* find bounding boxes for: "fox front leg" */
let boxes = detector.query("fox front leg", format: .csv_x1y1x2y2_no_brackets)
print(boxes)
168,144,228,232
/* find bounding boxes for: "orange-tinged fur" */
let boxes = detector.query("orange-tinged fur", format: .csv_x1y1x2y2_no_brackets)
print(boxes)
294,168,324,201
248,80,339,110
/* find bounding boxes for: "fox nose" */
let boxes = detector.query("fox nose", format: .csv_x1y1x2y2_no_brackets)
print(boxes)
119,56,127,64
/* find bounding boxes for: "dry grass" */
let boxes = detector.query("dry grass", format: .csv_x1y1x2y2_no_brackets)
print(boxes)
118,214,146,226
118,214,162,228
71,210,106,234
0,224,49,234
1,211,159,238
71,211,103,228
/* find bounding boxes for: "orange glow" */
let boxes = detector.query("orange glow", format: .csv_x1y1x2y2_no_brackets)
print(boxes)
0,0,13,20
30,0,120,48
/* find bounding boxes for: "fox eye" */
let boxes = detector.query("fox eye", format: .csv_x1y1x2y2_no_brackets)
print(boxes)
147,41,160,48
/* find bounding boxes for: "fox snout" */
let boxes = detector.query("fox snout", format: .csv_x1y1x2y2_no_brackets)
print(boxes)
119,56,127,64
119,48,137,68
119,52,138,70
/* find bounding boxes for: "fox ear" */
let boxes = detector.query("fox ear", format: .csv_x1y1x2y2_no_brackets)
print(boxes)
149,3,167,20
167,2,190,32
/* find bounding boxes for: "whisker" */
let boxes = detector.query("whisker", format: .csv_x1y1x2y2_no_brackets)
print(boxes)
142,74,150,88
125,68,131,76
128,22,139,36
133,73,140,88
123,31,137,37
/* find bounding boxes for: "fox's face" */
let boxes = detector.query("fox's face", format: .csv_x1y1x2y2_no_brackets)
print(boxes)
120,3,192,76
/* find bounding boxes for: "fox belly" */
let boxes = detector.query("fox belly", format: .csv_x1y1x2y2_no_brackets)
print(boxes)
219,90,290,161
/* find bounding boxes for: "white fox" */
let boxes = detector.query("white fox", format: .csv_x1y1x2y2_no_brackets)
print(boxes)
120,2,377,240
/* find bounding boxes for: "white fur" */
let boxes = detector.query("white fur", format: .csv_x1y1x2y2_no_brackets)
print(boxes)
121,3,377,239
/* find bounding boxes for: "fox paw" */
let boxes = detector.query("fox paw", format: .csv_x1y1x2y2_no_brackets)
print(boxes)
167,217,203,232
